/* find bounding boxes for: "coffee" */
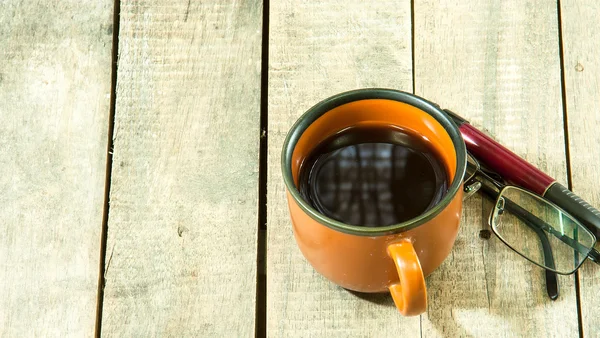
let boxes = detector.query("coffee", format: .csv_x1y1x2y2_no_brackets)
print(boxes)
298,124,449,227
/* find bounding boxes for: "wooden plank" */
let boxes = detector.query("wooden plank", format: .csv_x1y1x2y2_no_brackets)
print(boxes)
414,0,578,337
267,1,418,337
100,1,262,336
559,0,600,336
0,1,113,336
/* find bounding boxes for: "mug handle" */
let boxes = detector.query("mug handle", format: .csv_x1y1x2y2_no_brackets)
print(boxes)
387,239,427,316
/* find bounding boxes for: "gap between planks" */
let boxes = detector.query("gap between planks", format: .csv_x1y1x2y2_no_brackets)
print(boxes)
256,0,270,337
555,0,584,336
94,0,121,336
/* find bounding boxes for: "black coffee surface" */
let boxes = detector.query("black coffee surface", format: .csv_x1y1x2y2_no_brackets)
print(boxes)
298,124,449,227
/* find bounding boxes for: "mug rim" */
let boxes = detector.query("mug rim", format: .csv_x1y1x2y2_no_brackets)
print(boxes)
281,88,467,236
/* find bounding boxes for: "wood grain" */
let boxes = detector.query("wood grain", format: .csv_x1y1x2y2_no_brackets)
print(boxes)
100,0,262,336
559,0,600,336
0,1,113,336
267,1,417,337
414,0,578,336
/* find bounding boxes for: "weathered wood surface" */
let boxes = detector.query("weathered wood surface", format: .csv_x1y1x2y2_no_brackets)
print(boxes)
5,0,599,336
414,1,578,337
0,1,114,336
560,0,600,336
100,0,262,336
267,1,417,337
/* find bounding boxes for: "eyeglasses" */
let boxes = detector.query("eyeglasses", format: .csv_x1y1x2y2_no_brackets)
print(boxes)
463,154,600,299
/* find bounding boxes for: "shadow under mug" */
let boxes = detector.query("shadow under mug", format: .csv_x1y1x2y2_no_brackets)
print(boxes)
281,89,467,316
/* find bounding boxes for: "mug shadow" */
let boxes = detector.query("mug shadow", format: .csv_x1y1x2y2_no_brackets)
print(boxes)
343,288,396,308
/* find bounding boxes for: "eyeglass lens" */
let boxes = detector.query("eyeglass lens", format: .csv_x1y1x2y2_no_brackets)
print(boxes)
464,153,479,184
490,186,596,274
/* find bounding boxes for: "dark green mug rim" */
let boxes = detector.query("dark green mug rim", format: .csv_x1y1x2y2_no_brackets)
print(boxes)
281,88,467,236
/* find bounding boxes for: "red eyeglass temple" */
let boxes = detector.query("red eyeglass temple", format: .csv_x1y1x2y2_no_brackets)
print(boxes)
443,109,600,238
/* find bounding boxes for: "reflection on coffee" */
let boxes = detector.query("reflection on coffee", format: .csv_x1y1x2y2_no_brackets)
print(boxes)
298,124,449,227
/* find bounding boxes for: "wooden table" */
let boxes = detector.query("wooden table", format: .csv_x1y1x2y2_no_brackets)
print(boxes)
2,0,599,336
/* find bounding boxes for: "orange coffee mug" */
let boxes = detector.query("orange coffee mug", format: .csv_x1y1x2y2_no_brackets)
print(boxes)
281,89,467,316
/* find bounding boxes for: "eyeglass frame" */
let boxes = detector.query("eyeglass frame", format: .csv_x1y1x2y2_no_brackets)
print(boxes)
464,153,600,270
463,153,600,299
